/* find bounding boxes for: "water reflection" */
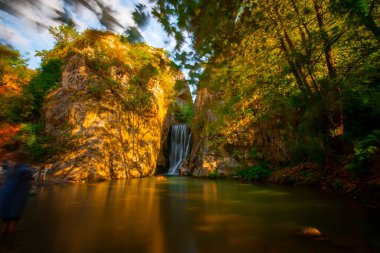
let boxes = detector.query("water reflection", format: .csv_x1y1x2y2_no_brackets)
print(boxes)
5,177,379,253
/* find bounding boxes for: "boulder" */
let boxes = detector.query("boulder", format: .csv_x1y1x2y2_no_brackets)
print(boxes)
295,226,327,240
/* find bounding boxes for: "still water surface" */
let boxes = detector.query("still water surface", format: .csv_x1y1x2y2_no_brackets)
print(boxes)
6,177,380,253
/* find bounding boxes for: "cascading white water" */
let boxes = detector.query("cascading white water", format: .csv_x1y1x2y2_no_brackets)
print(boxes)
167,124,191,175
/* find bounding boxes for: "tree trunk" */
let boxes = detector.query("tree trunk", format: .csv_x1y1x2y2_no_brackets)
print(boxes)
283,29,315,95
313,0,337,79
313,0,343,136
270,2,314,97
278,35,311,97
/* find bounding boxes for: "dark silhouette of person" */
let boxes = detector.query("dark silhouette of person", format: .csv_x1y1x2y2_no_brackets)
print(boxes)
0,150,36,234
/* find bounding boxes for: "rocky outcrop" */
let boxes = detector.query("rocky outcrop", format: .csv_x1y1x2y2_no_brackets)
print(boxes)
43,31,187,181
180,88,241,177
182,86,291,177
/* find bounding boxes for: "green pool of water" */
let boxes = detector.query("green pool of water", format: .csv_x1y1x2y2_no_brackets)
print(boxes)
5,177,380,253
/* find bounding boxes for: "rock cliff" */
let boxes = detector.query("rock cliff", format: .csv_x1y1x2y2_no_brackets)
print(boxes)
42,31,190,181
180,88,240,177
181,87,290,177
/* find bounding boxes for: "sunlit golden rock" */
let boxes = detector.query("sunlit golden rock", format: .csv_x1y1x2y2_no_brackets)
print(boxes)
42,31,189,181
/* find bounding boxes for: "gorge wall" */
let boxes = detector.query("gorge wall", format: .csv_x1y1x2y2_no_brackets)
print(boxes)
181,87,291,177
42,31,192,181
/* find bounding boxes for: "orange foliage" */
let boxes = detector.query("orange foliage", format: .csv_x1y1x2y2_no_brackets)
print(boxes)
0,124,20,147
0,71,33,95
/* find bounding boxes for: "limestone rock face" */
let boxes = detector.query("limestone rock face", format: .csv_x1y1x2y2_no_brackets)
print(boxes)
180,88,240,177
182,86,290,177
43,31,185,181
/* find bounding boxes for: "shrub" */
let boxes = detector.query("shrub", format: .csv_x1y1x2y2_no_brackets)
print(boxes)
331,179,343,189
178,104,194,124
237,164,272,181
88,82,107,100
346,130,380,177
22,58,64,120
291,137,325,165
123,86,153,113
5,123,46,162
208,170,219,179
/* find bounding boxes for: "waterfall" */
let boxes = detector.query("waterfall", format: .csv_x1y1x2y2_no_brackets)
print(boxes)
167,124,191,175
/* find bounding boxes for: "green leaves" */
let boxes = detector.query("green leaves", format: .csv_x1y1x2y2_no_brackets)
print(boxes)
177,104,194,124
5,122,51,162
48,23,79,46
133,4,150,28
123,27,145,43
237,164,272,181
330,0,380,41
346,130,380,177
122,86,154,113
0,56,63,123
0,45,26,74
23,58,64,120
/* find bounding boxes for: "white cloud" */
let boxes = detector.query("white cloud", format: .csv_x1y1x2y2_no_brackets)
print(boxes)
140,10,176,52
67,4,103,31
0,27,29,49
40,0,65,13
99,0,136,33
0,9,56,68
1,0,196,95
10,0,62,30
0,1,181,69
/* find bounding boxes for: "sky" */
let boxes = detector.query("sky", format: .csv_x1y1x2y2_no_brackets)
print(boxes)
0,0,178,69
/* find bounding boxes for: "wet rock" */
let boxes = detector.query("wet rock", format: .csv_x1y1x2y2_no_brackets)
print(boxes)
295,226,327,240
155,175,167,181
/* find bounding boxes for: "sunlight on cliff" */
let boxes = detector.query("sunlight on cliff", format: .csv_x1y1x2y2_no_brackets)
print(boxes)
38,30,192,181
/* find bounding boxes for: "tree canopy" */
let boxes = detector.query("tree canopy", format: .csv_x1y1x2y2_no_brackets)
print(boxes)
154,0,380,173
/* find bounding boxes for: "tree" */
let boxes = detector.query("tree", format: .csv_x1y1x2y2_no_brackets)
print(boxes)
153,0,380,165
48,22,78,47
331,0,380,42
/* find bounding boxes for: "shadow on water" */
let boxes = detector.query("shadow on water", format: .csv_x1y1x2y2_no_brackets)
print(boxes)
2,177,379,253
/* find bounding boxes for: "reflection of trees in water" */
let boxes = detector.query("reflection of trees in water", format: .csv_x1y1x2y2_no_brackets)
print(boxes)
18,178,378,253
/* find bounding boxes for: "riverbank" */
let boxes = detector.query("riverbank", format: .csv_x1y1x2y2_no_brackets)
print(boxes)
264,162,380,209
28,161,380,209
